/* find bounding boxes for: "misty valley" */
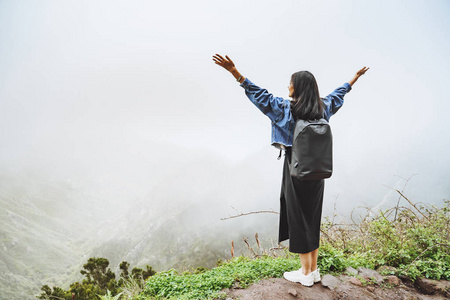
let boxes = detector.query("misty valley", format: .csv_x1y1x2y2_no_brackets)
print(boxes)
0,163,279,299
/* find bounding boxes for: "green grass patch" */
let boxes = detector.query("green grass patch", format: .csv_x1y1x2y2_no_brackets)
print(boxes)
138,255,301,299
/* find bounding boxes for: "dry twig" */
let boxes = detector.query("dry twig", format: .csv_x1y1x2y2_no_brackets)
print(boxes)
384,185,429,221
221,210,279,220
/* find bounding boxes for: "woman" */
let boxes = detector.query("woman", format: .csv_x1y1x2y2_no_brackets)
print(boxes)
213,54,368,286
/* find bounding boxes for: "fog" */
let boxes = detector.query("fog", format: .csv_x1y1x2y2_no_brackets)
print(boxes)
1,0,449,298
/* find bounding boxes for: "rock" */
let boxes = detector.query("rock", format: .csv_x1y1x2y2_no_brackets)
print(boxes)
321,274,341,290
377,265,397,275
385,275,401,286
349,277,362,286
288,288,297,297
415,278,438,295
415,278,450,297
398,275,414,288
357,267,384,284
346,266,358,276
346,267,358,276
367,286,375,293
231,282,241,289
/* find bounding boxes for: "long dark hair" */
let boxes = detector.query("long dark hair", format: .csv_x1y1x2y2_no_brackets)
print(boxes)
290,71,324,120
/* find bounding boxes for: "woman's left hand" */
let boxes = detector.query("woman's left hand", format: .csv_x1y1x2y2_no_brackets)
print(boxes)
355,66,370,77
349,66,370,86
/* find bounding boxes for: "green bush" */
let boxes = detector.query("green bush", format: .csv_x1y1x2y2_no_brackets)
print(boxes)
321,200,450,280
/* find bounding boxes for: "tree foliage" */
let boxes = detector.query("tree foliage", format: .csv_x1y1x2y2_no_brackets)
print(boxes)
80,257,116,290
38,257,155,299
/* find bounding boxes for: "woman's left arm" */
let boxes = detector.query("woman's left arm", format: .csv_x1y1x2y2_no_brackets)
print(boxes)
348,66,370,86
323,66,370,120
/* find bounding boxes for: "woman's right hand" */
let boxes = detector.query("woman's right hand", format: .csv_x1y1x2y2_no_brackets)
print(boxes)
212,54,236,72
212,54,245,83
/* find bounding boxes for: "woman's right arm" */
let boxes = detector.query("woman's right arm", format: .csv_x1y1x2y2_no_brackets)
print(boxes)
212,54,285,122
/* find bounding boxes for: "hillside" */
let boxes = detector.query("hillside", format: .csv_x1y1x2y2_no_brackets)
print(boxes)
0,165,279,300
36,196,449,299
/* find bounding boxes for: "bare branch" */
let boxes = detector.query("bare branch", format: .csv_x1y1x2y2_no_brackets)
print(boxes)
394,174,418,221
231,240,234,258
320,228,337,248
255,233,261,250
221,210,279,220
384,185,429,221
243,238,257,257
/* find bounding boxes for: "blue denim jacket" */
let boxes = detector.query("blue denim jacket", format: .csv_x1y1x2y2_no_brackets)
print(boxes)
240,78,352,148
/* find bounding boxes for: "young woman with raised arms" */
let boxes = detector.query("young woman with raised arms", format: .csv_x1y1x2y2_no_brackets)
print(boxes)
213,54,368,287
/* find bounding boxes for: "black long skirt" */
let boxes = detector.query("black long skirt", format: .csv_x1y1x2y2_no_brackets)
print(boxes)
278,148,324,253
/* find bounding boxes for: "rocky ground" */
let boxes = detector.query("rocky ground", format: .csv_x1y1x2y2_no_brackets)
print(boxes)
223,267,450,299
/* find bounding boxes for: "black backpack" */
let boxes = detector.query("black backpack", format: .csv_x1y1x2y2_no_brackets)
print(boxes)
290,118,333,180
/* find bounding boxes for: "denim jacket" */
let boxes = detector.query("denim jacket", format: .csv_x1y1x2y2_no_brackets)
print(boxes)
240,78,352,148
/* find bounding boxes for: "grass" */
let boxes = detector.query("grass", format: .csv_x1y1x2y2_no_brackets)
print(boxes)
136,255,301,300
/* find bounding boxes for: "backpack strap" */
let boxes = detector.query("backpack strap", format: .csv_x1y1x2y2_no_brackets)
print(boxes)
276,144,286,160
277,149,282,160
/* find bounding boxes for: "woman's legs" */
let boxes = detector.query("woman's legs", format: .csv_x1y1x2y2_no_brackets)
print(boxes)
299,247,319,275
284,247,320,286
299,253,312,275
310,248,319,271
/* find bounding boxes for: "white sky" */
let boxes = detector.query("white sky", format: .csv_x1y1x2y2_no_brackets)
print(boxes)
1,0,449,215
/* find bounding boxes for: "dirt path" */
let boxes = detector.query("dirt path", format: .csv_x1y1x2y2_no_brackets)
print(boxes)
223,269,450,299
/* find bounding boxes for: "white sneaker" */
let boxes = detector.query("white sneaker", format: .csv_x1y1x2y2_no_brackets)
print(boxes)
283,269,314,286
312,269,321,283
291,268,321,283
